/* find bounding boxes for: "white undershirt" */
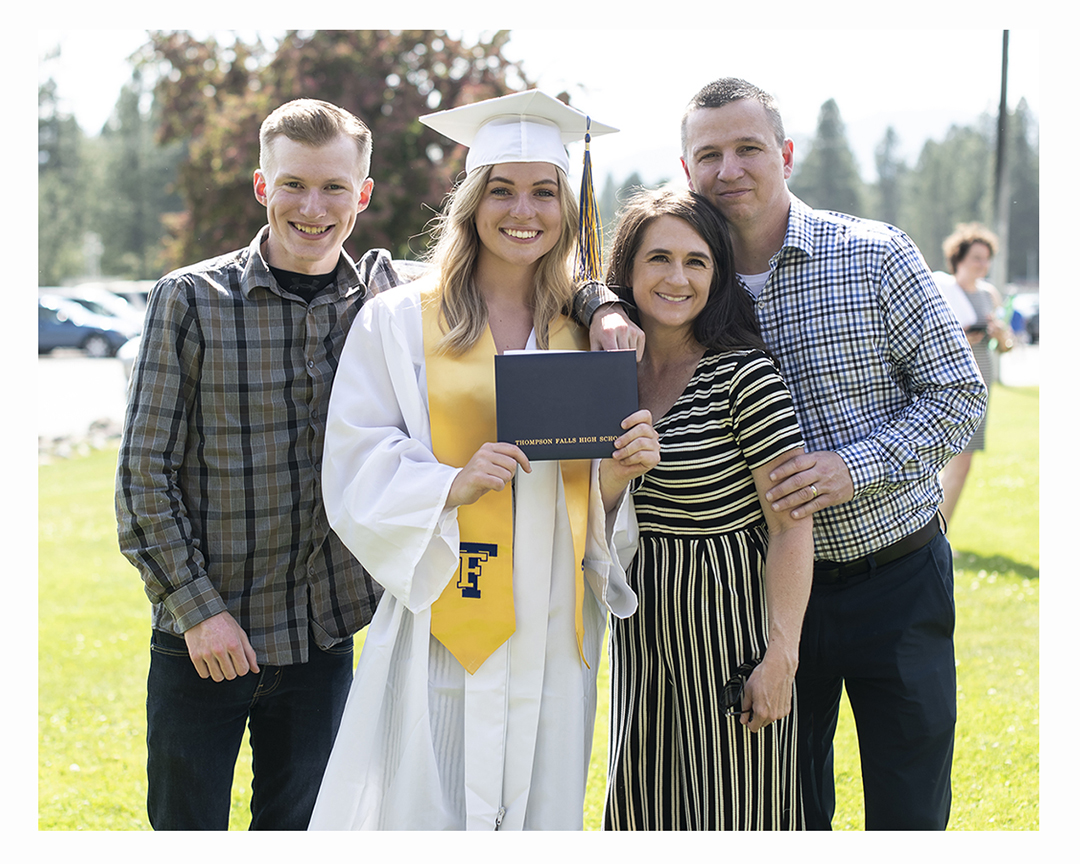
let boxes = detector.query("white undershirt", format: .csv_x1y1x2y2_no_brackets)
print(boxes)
738,270,771,298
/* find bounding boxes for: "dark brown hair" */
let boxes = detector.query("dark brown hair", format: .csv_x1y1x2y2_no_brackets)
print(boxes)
942,222,999,274
605,188,769,355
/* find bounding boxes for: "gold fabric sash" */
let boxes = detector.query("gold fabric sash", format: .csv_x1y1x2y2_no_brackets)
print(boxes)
422,284,591,674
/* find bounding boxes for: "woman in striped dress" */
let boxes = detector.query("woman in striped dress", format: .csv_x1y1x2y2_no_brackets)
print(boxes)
601,189,813,830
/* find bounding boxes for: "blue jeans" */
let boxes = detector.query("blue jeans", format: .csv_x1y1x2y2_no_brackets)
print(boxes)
796,532,956,830
146,629,353,830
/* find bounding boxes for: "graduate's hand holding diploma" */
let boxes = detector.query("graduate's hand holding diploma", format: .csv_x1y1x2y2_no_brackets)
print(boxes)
447,412,658,514
446,442,533,508
599,409,660,512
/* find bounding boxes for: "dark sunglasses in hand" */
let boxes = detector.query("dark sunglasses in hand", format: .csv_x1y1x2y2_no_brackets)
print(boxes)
721,658,762,719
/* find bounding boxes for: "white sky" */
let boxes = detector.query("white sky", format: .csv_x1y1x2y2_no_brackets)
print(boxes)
38,28,1039,186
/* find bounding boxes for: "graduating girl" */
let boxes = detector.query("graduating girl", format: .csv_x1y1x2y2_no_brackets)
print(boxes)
309,91,658,831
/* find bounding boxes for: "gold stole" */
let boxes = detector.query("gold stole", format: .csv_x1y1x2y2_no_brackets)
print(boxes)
421,284,591,675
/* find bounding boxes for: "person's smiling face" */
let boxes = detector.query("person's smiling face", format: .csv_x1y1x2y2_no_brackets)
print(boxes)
681,99,793,232
254,133,373,274
474,162,563,274
631,215,714,337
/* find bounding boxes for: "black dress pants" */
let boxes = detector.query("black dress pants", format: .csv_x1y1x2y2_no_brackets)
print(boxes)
796,532,955,830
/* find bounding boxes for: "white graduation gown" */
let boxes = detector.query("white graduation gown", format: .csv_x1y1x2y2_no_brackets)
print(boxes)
309,279,639,831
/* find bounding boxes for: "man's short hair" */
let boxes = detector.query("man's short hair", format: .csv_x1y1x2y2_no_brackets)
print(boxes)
681,78,786,154
259,99,373,178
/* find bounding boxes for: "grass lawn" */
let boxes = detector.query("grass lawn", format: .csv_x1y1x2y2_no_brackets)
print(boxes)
38,383,1038,831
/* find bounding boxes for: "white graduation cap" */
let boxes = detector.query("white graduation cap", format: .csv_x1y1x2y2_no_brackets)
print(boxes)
421,90,617,282
419,89,618,176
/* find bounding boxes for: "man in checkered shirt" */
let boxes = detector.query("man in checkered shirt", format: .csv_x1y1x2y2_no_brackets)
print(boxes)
680,78,986,830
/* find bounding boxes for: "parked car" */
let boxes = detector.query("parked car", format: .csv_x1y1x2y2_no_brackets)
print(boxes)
74,280,157,312
39,285,147,334
117,334,141,381
38,295,139,357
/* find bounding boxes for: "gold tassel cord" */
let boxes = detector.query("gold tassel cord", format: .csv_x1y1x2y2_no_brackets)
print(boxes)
576,118,604,284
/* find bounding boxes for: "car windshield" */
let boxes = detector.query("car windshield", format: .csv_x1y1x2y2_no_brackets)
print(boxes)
72,299,114,316
40,297,89,322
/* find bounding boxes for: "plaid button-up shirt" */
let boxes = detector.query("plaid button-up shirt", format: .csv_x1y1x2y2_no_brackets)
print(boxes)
116,228,402,666
749,197,987,562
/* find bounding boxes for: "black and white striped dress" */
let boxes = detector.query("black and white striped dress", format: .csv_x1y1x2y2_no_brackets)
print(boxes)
604,349,805,830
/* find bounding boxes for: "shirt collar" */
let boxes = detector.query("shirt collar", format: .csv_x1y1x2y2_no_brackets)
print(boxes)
241,226,363,300
776,195,816,264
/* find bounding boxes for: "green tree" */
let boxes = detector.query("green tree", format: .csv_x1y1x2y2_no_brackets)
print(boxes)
132,31,277,270
96,70,185,279
900,122,994,273
789,98,865,216
871,126,907,228
140,29,530,268
598,170,648,250
896,106,1037,282
1004,98,1039,283
39,71,97,285
598,172,619,243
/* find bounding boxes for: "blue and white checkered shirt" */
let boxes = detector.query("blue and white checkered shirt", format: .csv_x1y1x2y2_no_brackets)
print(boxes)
748,197,987,562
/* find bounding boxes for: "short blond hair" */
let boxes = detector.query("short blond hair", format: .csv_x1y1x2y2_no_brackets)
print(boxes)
259,99,372,178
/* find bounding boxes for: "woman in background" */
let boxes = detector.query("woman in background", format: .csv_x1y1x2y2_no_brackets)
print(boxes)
936,223,1013,524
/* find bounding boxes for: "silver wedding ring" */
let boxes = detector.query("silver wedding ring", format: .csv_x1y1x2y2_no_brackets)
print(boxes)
809,484,818,498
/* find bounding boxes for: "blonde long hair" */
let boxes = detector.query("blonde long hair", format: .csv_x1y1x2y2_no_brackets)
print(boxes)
424,164,580,355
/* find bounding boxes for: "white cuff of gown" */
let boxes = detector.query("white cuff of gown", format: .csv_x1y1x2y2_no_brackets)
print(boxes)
584,484,638,619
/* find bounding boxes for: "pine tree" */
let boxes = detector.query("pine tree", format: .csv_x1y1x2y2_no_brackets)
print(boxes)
1005,98,1039,283
872,126,906,228
97,71,185,279
789,98,865,216
901,123,993,273
38,71,95,285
